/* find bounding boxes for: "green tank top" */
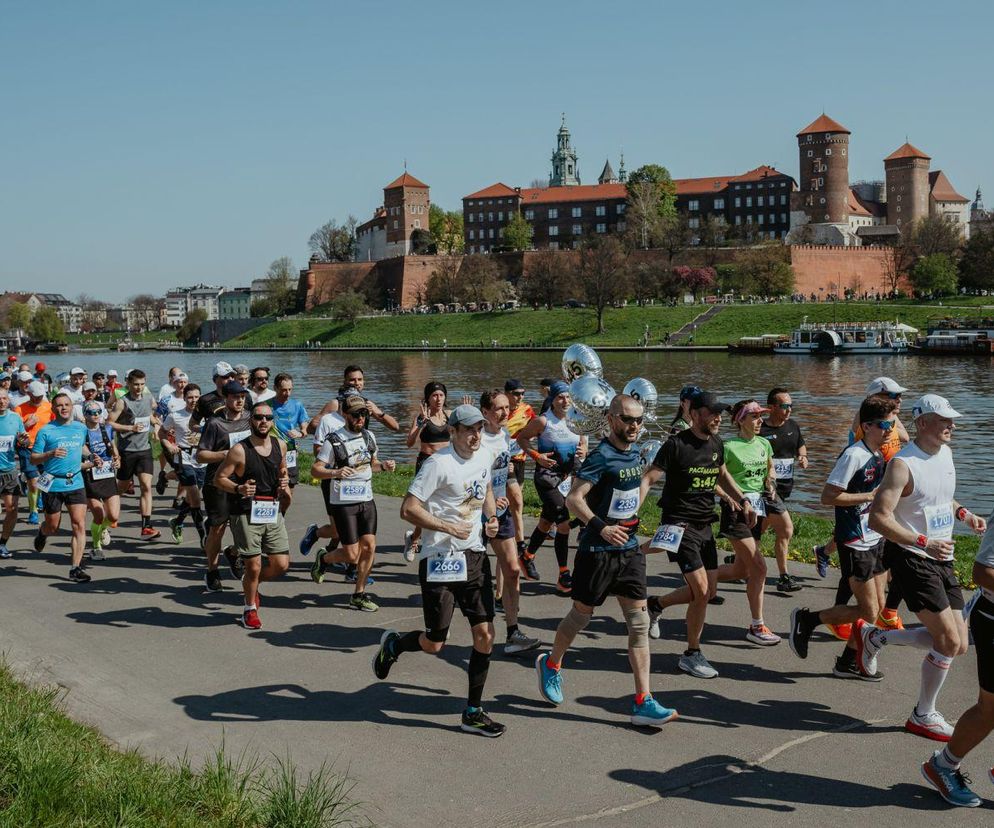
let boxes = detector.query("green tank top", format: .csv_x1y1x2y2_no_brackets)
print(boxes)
724,435,772,493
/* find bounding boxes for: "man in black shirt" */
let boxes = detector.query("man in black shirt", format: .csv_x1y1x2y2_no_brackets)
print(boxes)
191,361,235,431
640,391,756,679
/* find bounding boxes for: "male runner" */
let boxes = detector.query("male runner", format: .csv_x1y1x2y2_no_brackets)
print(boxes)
33,362,52,392
0,389,27,558
270,372,309,499
372,404,505,738
641,391,756,679
310,365,400,434
788,396,896,679
9,370,32,409
503,378,535,555
105,369,122,397
16,380,53,525
60,367,87,405
536,394,678,726
214,401,291,630
860,394,987,740
81,401,121,560
159,383,207,546
191,361,235,430
302,395,396,612
154,371,189,495
156,367,183,401
107,369,160,539
248,367,276,404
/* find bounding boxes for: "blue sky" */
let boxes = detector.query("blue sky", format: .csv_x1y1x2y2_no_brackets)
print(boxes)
2,1,990,301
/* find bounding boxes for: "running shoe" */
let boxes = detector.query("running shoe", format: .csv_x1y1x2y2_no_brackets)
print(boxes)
678,650,718,679
556,569,572,596
0,543,10,559
832,655,883,681
788,608,815,658
648,606,663,640
631,696,679,727
460,708,506,738
204,568,223,592
299,523,318,557
223,545,243,579
921,753,981,807
372,630,400,680
33,532,46,552
519,552,540,582
776,573,802,593
813,545,830,578
69,566,91,583
344,565,374,585
168,517,183,544
171,496,183,510
349,592,379,612
747,624,781,646
240,608,262,630
854,618,880,676
535,652,564,705
140,526,161,541
504,629,541,655
310,555,327,585
101,527,112,546
91,547,106,562
27,511,39,525
877,609,904,630
402,529,416,562
826,622,852,641
906,708,954,742
708,594,725,606
155,470,168,496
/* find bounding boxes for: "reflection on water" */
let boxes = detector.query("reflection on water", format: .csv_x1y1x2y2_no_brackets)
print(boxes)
63,349,994,515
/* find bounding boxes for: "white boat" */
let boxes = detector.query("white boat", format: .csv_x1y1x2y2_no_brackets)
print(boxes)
775,321,911,355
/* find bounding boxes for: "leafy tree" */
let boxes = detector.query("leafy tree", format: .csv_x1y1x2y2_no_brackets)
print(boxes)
696,214,727,267
911,215,962,258
250,299,272,318
410,228,435,255
29,306,64,342
460,255,505,305
518,250,573,309
4,302,32,332
672,266,717,301
911,253,958,297
308,218,357,262
574,236,631,333
629,261,664,306
176,308,208,341
958,228,994,292
739,244,795,296
263,256,299,316
428,204,465,254
425,257,461,305
625,163,677,249
331,289,369,330
502,210,534,252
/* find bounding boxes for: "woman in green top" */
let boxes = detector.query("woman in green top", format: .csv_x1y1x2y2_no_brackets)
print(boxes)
716,399,781,645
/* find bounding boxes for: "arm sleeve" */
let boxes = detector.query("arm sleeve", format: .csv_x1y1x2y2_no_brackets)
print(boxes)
407,455,441,501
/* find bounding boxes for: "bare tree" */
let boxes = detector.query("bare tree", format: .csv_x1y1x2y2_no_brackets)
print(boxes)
574,237,631,333
308,217,357,262
528,178,549,190
657,214,692,264
518,250,574,309
262,256,299,315
130,294,164,331
460,255,505,305
425,257,461,305
624,180,661,249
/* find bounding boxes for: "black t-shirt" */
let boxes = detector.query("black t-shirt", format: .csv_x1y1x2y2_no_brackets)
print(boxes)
197,412,252,486
192,390,225,428
759,419,805,459
653,429,724,524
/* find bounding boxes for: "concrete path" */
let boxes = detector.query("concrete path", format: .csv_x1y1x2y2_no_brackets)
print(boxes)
0,485,987,826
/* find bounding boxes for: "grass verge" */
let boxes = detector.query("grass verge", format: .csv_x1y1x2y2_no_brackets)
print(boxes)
0,662,367,827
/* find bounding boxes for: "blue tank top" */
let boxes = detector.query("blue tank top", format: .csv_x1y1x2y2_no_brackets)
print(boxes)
537,412,580,474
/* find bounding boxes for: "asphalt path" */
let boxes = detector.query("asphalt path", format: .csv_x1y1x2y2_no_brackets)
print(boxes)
0,484,988,826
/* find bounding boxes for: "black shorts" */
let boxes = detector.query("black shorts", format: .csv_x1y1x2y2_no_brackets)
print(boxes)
971,595,994,694
0,471,19,497
837,538,886,583
117,450,153,480
329,501,377,546
203,484,230,525
719,501,763,542
511,457,526,486
535,471,569,524
176,464,206,489
44,487,87,513
84,474,119,502
764,490,790,515
418,548,494,642
883,541,964,614
493,510,515,541
773,480,794,503
664,520,717,574
572,543,647,607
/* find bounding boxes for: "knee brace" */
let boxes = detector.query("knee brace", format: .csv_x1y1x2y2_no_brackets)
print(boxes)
559,606,592,639
625,606,650,650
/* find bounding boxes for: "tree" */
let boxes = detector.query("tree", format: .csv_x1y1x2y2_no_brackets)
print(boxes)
176,308,208,341
130,294,163,331
625,163,677,249
655,214,692,263
528,178,549,190
263,256,299,316
738,244,795,296
574,236,631,333
4,302,31,333
911,215,962,258
518,250,573,309
882,230,917,296
29,306,64,342
958,228,994,292
425,257,461,305
331,289,369,330
308,218,357,263
460,255,505,305
630,261,662,306
410,228,435,255
696,214,727,267
672,266,717,301
911,253,958,297
79,299,109,332
502,210,534,252
428,204,465,254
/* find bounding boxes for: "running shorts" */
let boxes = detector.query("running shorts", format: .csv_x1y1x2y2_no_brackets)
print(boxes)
329,501,377,546
230,513,290,558
176,464,206,489
883,541,963,614
511,457,526,486
493,510,515,541
117,450,153,481
534,470,569,524
0,471,19,497
719,501,763,542
764,489,790,515
203,484,230,525
44,487,87,513
418,548,494,641
836,538,886,583
572,542,646,607
83,474,118,502
971,595,994,694
662,520,717,574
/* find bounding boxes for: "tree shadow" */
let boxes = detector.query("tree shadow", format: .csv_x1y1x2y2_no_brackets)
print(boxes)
66,605,234,629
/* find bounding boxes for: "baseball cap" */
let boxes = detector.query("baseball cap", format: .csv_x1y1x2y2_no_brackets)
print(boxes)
342,395,369,416
866,377,907,396
0,372,9,382
82,381,97,391
679,384,703,401
911,394,961,420
70,366,85,376
17,370,32,382
337,386,362,403
540,377,556,388
214,361,235,378
174,372,189,382
232,363,249,374
222,380,247,396
107,369,118,377
690,391,731,413
35,362,46,371
504,378,524,392
447,404,484,427
548,380,570,397
28,381,46,397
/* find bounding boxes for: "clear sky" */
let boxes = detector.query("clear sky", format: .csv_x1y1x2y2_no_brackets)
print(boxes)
2,0,990,301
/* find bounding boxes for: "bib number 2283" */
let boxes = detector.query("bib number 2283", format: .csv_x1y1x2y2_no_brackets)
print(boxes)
250,498,279,525
426,550,467,583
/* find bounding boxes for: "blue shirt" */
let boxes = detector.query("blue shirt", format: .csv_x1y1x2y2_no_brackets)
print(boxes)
577,438,642,551
33,420,87,492
0,410,25,473
86,425,113,463
271,398,309,440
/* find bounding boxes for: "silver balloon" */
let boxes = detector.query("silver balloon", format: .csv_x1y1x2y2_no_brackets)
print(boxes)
639,439,663,471
567,406,607,437
569,375,615,420
561,343,603,381
623,377,659,421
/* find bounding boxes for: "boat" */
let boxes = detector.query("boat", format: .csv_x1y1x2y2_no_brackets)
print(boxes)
727,334,789,353
775,321,911,355
908,317,994,355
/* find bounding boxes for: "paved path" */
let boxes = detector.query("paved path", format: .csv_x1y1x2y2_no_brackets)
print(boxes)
0,485,988,825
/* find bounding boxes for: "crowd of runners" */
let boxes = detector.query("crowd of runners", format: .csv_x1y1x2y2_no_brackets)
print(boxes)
1,353,992,806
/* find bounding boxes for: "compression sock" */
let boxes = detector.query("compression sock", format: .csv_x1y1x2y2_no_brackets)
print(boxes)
176,502,191,526
526,527,546,555
467,648,491,708
917,650,953,715
27,489,38,514
191,508,205,531
141,515,151,530
389,631,423,657
554,532,569,569
870,626,932,649
506,623,519,637
90,521,101,547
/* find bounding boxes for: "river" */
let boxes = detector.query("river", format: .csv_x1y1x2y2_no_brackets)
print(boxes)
53,349,994,517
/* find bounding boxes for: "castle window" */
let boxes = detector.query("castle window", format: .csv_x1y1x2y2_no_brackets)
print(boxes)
498,212,504,221
781,213,787,223
549,208,558,219
572,224,582,236
595,205,606,216
781,195,787,205
841,149,846,156
746,197,752,207
824,214,830,220
549,241,559,250
820,197,826,204
688,218,700,229
757,196,764,207
825,149,832,156
714,198,725,209
769,214,775,224
572,207,582,218
807,150,813,158
549,226,559,236
758,214,764,225
525,209,534,220
746,215,752,224
688,200,699,211
735,215,742,225
488,212,494,221
469,230,475,239
807,135,812,142
735,197,741,208
414,220,420,229
818,178,824,186
489,229,495,239
468,213,474,222
596,223,606,233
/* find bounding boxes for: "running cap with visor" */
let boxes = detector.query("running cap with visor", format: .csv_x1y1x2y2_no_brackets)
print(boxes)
911,394,961,420
28,381,47,397
214,361,235,378
448,404,485,427
342,396,369,416
733,401,769,422
504,378,524,392
866,377,907,395
690,391,731,413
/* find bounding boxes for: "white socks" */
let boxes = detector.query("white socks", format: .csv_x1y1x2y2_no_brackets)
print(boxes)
917,649,954,715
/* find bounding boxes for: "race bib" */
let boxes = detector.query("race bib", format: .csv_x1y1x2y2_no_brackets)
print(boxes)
180,450,193,466
649,524,685,553
286,450,297,469
91,461,116,480
924,503,954,541
744,492,767,518
607,487,640,520
133,417,151,434
773,458,794,480
557,475,573,497
426,549,468,583
336,479,372,503
250,497,279,525
228,430,251,447
492,468,508,498
0,435,14,453
37,472,55,493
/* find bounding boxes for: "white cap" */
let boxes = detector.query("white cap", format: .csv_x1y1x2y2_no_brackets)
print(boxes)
214,361,234,378
912,394,961,420
866,377,907,395
107,369,118,376
28,381,46,397
17,370,32,382
175,372,189,382
82,381,97,391
70,366,86,375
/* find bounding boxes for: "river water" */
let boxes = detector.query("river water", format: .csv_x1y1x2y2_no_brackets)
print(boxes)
57,349,994,517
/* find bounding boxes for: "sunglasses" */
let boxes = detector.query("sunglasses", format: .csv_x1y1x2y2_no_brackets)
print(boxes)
872,419,895,430
778,403,793,410
508,390,524,395
252,414,274,422
886,392,902,400
348,410,370,419
83,409,102,416
616,414,645,425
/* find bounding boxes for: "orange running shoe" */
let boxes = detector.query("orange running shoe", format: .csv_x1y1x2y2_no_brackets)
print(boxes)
877,609,904,630
827,623,852,641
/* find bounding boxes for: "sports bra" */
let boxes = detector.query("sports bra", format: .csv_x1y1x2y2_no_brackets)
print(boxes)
419,413,449,444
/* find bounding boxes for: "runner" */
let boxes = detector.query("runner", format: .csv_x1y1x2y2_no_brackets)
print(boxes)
92,372,111,405
15,380,53,525
232,364,251,390
195,380,251,591
191,362,235,430
759,387,807,592
72,382,107,424
80,401,121,560
536,394,678,726
214,401,291,630
641,391,757,679
105,369,122,397
301,395,396,612
668,385,701,436
107,369,160,539
402,381,451,562
858,394,987,741
33,362,52,392
310,365,400,434
371,404,505,738
479,389,540,654
538,377,555,415
0,389,27,558
156,367,183,401
30,392,90,582
514,380,587,595
787,396,896,679
154,371,189,495
248,366,276,404
158,383,207,546
60,367,87,405
504,378,535,557
9,370,32,409
269,372,309,505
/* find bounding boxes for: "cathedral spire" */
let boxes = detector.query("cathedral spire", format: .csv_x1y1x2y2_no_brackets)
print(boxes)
550,114,580,186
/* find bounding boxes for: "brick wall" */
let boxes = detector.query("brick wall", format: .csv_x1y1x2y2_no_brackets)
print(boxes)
789,245,909,296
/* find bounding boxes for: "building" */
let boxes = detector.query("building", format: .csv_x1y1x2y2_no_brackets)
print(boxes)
787,114,853,244
679,165,796,242
219,288,252,320
354,172,430,262
164,284,223,326
971,188,993,236
0,292,82,333
550,114,581,186
355,207,387,262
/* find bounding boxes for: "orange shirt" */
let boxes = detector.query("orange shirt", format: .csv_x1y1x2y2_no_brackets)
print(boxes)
506,402,535,460
16,399,53,446
854,422,903,462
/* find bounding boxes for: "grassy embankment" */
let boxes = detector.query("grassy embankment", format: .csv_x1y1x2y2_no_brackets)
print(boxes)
0,665,364,827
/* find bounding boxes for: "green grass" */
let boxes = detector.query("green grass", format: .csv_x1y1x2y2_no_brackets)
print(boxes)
65,330,174,347
224,306,700,348
0,662,366,827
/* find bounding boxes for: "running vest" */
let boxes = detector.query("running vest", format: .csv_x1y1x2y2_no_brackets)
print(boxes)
117,393,153,453
536,411,580,475
891,442,956,560
230,435,283,515
325,427,377,505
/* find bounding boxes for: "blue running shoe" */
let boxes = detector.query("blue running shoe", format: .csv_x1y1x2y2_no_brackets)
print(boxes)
27,511,39,526
299,523,319,557
535,652,563,706
814,544,830,579
631,696,679,727
344,564,374,585
921,753,981,808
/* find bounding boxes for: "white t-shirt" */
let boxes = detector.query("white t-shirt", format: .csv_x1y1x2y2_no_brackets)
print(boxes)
8,390,28,409
313,411,346,451
60,385,85,405
480,427,514,511
162,394,187,416
826,441,882,550
250,388,277,404
157,383,175,401
407,445,491,558
317,426,377,505
163,408,205,467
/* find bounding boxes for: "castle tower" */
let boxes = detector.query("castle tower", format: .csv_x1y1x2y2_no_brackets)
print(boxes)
884,142,931,231
383,171,430,258
549,114,580,187
618,151,627,183
793,114,851,225
598,158,617,184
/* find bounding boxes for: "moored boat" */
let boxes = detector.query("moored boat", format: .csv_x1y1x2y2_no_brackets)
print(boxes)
775,321,912,355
